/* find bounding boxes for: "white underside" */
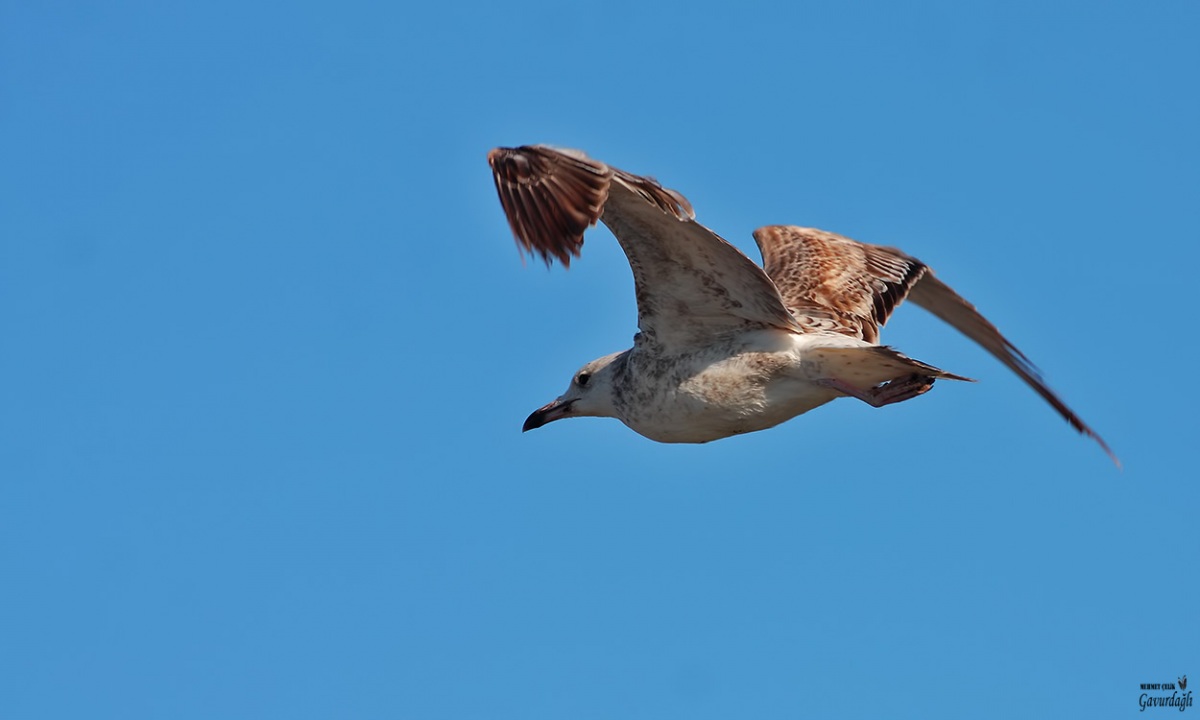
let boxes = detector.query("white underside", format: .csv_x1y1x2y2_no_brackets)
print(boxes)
618,330,892,443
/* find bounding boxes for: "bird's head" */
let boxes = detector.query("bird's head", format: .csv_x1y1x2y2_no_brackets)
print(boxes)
522,351,625,432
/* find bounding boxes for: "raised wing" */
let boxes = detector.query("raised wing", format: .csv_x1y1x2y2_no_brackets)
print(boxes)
489,145,800,347
754,224,1118,465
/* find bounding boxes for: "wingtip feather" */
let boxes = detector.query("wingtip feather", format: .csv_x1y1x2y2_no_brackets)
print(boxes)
488,145,609,268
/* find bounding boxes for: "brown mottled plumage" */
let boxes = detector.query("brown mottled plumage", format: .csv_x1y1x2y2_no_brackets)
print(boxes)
752,226,926,344
488,144,1118,466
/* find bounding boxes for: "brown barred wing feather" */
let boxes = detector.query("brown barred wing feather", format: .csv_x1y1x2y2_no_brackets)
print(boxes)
752,225,927,343
487,145,610,267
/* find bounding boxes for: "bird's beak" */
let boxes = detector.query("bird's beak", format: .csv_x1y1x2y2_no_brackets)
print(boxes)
522,398,576,432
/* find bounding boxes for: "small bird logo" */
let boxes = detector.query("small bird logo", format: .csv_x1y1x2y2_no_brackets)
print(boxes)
1179,675,1188,691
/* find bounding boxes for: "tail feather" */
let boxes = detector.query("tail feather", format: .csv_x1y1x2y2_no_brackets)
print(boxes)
807,345,974,391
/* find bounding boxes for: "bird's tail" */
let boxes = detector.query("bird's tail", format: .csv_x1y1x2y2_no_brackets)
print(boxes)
806,345,974,390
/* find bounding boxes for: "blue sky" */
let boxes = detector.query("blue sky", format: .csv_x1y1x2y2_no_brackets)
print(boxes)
2,1,1197,718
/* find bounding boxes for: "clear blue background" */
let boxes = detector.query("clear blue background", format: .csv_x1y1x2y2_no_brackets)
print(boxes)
3,1,1196,718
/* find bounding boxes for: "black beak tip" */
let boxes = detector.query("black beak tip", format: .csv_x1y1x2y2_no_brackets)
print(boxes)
523,399,572,433
522,411,545,433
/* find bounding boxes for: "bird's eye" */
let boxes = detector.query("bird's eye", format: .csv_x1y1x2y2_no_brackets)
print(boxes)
576,371,591,387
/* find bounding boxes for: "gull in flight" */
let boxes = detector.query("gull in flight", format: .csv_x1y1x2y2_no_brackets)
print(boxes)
487,145,1117,465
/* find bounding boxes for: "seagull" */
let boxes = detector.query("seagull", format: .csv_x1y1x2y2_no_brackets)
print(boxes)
487,145,1117,465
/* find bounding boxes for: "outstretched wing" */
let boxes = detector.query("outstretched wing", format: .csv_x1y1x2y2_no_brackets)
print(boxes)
906,271,1117,464
489,145,800,347
754,224,1118,465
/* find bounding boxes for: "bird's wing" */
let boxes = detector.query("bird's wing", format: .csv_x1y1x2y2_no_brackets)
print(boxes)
753,224,1117,464
906,270,1117,465
751,225,926,343
489,145,800,347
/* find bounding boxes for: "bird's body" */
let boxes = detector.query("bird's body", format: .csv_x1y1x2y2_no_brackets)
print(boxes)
608,330,833,443
489,144,1117,464
605,330,935,443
